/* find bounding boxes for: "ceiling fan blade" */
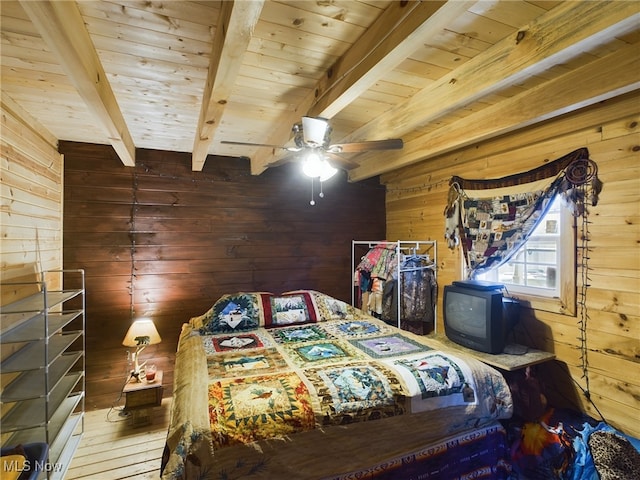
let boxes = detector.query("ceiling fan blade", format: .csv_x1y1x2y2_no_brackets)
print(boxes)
328,138,403,153
221,140,301,152
266,152,358,171
325,152,359,170
266,154,298,168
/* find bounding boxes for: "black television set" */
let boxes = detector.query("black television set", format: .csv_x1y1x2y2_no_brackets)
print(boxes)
443,280,520,354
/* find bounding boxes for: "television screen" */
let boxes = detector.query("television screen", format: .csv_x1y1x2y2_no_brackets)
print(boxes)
443,283,508,354
445,291,488,338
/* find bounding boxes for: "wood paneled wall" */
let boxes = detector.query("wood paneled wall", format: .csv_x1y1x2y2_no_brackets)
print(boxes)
1,96,63,289
60,142,386,410
381,92,640,438
1,96,64,367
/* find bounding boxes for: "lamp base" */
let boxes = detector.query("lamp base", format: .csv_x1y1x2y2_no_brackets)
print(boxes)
129,347,148,382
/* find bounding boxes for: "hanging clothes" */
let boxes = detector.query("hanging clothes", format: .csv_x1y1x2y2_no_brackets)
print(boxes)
354,243,397,317
400,257,437,335
381,279,398,325
381,256,437,335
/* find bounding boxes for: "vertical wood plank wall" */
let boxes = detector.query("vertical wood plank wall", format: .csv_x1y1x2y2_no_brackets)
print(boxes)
381,92,640,438
59,142,386,410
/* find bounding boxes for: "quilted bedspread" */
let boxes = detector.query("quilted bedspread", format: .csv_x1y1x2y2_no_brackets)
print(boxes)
162,290,513,480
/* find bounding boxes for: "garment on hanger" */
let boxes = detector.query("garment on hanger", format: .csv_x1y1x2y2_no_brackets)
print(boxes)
400,257,437,335
381,279,398,325
381,256,437,334
356,243,394,274
354,243,397,317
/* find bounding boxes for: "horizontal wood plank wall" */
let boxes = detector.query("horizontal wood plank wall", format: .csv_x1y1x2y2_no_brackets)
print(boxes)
1,97,63,290
381,92,640,438
60,142,385,410
1,97,63,366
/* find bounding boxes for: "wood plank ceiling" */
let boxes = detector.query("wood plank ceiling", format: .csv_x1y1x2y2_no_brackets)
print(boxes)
1,1,638,180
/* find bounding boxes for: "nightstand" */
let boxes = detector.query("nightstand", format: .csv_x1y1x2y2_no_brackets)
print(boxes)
123,370,163,427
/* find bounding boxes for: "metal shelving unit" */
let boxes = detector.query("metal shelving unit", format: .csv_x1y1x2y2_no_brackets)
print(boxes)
1,269,85,479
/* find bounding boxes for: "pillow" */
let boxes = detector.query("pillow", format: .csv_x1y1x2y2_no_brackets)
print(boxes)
280,290,365,323
265,291,318,327
1,444,28,480
197,292,273,334
1,454,26,480
589,430,640,480
195,290,371,333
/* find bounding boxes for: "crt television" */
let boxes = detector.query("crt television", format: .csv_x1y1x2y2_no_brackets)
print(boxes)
443,280,520,354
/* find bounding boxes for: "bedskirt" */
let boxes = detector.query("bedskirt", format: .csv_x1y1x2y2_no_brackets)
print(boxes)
162,415,510,480
327,421,510,480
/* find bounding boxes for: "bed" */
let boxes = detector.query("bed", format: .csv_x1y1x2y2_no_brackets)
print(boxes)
161,290,514,480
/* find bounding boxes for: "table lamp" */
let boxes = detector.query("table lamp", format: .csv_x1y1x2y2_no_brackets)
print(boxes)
122,318,161,381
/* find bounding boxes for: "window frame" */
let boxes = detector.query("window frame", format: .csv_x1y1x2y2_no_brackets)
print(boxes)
466,197,577,316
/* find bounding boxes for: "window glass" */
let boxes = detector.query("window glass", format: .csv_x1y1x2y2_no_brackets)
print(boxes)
477,196,565,299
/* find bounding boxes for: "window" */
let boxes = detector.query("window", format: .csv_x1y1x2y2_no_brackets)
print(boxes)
475,196,576,314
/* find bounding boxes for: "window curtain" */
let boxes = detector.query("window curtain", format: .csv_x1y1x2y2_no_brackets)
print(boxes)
444,148,602,278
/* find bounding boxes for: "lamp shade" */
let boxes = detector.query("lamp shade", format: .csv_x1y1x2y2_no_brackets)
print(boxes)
302,151,324,178
302,151,338,181
122,318,161,347
319,161,338,182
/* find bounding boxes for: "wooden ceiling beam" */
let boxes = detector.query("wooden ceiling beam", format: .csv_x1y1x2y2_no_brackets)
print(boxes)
192,0,264,171
20,0,136,167
349,41,640,182
306,0,471,120
342,0,639,176
249,0,472,175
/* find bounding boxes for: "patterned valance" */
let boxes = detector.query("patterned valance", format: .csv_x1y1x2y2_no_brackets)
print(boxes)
444,148,602,277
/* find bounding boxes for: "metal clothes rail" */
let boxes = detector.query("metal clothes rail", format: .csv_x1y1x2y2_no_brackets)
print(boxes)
352,240,437,333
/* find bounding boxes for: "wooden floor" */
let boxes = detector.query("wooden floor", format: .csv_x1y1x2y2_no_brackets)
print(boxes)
66,397,171,480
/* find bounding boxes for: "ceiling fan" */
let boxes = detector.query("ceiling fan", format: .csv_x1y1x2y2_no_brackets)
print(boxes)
221,116,403,174
221,117,403,205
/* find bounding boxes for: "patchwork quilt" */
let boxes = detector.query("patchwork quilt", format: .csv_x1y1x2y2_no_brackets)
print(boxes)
162,290,514,480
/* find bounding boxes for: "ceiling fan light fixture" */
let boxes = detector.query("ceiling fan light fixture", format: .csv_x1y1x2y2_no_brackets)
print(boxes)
302,150,323,178
319,162,338,182
301,150,337,181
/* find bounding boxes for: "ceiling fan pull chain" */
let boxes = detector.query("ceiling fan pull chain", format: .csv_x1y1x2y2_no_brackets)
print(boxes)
319,180,325,198
310,177,316,206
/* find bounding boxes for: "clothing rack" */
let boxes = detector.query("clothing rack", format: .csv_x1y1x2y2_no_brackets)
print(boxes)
352,240,437,334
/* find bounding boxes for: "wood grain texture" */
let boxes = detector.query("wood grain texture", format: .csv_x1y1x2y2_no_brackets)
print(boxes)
382,93,640,438
20,0,136,166
60,140,385,411
66,397,171,479
0,97,63,290
8,0,621,178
